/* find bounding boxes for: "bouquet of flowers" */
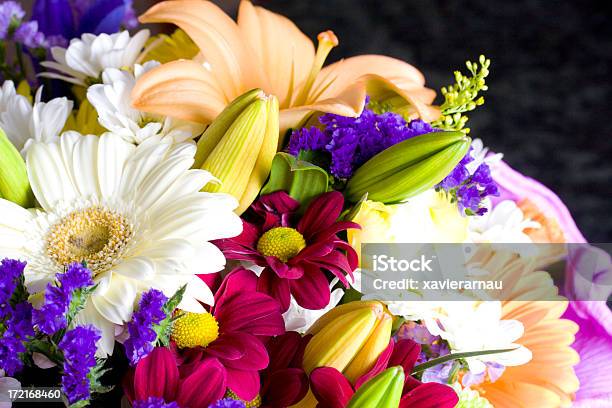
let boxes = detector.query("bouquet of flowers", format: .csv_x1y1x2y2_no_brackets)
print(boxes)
0,1,610,407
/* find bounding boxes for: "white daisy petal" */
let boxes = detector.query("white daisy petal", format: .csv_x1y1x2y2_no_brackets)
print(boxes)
26,142,78,210
112,257,155,281
97,133,135,199
87,61,202,144
9,133,241,356
0,80,71,153
41,30,150,86
74,301,116,357
184,275,215,306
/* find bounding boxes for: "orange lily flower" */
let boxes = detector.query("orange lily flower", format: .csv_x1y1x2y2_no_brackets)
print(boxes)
131,0,440,134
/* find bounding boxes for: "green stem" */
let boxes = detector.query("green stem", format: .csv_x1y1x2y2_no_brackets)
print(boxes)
411,347,517,375
14,42,27,82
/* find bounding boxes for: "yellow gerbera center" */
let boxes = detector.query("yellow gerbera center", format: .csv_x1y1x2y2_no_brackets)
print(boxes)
171,311,219,349
256,227,306,262
225,389,262,408
46,207,133,275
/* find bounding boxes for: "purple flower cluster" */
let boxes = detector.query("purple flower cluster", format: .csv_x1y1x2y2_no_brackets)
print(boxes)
58,325,100,404
33,263,94,335
133,396,180,408
0,1,25,39
14,20,46,48
461,362,505,387
288,106,436,179
209,399,246,408
123,289,168,365
437,147,499,215
0,1,48,48
0,301,34,375
0,258,25,319
0,259,32,376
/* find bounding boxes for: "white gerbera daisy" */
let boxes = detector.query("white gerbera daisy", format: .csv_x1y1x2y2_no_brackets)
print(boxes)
87,61,204,144
0,132,242,356
0,80,73,153
41,30,149,86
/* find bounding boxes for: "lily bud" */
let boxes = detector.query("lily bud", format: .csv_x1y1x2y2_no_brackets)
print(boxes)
345,131,470,203
196,89,280,214
303,301,393,384
346,366,404,408
0,128,34,207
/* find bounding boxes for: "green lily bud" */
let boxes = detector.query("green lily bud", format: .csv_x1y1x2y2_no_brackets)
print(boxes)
0,128,34,208
196,89,280,214
346,366,405,408
345,131,470,203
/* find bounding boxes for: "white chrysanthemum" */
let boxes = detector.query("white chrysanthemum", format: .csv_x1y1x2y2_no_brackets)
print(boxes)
0,81,72,153
41,30,149,86
87,61,204,144
468,199,539,244
0,133,242,356
429,301,532,374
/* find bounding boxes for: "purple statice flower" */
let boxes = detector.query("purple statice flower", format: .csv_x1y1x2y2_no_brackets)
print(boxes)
0,258,26,320
437,146,500,216
0,301,34,376
133,396,180,408
33,263,94,335
287,127,330,157
461,362,505,387
13,20,47,49
208,399,246,408
0,1,25,39
123,289,168,365
287,104,436,179
59,325,100,404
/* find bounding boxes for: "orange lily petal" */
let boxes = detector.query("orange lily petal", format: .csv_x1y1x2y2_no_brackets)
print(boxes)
310,54,427,100
308,55,439,122
362,74,441,122
139,0,262,100
279,81,366,134
132,59,227,123
237,1,315,108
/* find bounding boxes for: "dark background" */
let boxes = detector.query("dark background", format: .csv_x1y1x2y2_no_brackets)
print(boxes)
211,0,612,242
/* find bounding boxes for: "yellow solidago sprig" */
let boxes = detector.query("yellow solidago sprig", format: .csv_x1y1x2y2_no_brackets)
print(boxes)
432,55,491,134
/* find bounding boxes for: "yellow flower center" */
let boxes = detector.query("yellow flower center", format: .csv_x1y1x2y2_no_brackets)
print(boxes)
256,227,306,262
225,389,262,408
46,207,133,275
171,311,219,349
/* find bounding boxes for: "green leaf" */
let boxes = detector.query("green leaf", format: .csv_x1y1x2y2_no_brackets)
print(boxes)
411,347,517,375
164,285,186,315
27,339,64,365
66,283,98,329
155,285,187,346
88,358,114,396
261,152,329,211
